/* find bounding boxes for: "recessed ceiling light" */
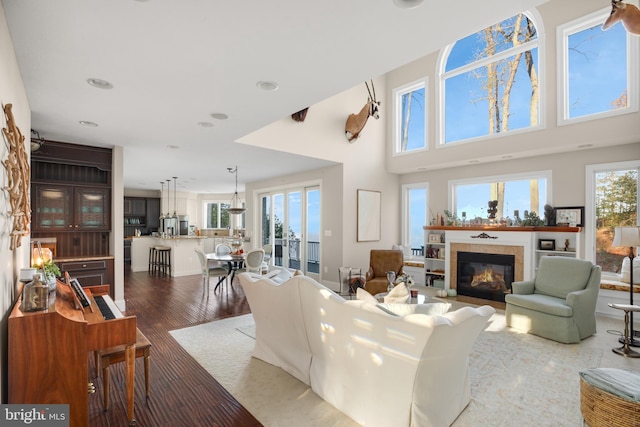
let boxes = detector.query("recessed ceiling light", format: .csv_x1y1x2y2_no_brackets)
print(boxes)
578,144,593,149
210,113,229,120
167,145,180,149
198,122,214,127
87,78,113,89
79,120,98,127
256,80,279,91
393,0,424,9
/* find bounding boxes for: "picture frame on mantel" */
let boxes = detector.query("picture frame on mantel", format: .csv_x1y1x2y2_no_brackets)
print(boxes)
357,189,381,242
554,206,584,227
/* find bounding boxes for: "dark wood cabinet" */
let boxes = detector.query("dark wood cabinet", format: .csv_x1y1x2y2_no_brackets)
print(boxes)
124,197,160,237
124,197,146,216
146,198,160,229
58,258,114,297
32,184,110,232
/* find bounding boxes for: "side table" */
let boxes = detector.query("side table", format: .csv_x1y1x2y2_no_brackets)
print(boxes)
608,303,640,358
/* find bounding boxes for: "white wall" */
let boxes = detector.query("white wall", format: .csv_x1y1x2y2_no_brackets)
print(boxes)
242,77,400,283
0,1,30,403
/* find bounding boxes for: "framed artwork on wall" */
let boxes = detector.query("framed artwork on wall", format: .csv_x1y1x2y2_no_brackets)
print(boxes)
357,189,381,242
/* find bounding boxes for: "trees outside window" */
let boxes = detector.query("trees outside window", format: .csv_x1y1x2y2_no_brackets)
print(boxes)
587,162,639,276
441,12,540,144
394,80,426,154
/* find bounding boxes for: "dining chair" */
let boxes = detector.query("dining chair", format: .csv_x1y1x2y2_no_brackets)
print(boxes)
216,244,231,255
236,249,265,275
194,248,230,296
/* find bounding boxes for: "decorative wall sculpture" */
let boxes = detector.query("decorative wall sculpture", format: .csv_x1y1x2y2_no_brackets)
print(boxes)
2,103,31,250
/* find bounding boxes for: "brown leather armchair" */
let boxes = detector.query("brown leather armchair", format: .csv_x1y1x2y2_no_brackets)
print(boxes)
365,250,404,295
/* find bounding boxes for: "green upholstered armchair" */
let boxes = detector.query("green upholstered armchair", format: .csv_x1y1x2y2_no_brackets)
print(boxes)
505,256,601,344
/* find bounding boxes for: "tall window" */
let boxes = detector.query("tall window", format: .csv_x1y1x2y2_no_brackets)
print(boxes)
402,183,428,250
450,172,550,222
586,161,639,277
393,79,427,154
440,12,541,144
558,8,638,124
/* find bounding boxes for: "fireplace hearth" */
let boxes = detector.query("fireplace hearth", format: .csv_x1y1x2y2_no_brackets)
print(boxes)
457,252,515,302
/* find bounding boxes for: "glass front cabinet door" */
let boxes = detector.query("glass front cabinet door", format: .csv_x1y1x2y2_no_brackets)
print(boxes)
33,184,110,231
75,188,110,230
33,185,74,230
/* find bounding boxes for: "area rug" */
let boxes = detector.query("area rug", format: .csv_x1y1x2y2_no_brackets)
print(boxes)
170,311,636,426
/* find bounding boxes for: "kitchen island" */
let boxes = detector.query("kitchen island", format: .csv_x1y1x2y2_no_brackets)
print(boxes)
130,236,208,277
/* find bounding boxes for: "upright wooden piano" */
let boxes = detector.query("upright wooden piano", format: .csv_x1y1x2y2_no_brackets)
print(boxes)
8,280,137,426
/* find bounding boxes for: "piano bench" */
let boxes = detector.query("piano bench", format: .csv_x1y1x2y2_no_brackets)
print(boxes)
95,328,151,410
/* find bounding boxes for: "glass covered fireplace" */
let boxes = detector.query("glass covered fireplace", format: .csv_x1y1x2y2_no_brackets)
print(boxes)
456,251,515,302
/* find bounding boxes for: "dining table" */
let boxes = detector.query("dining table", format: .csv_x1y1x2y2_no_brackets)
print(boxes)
206,252,246,292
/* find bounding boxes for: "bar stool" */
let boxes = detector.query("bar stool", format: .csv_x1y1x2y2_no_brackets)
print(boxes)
148,246,157,273
152,245,171,276
95,328,152,410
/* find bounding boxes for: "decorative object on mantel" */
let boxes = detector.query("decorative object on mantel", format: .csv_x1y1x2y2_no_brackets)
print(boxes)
225,166,246,215
522,210,544,226
2,103,31,250
471,232,498,239
612,225,640,347
544,204,555,226
345,80,380,142
554,206,584,227
487,200,498,220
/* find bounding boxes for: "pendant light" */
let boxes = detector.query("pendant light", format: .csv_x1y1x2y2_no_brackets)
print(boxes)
165,179,171,219
171,176,179,220
159,181,166,223
226,166,246,215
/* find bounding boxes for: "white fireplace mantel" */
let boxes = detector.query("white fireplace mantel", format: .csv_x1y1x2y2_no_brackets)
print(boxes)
424,226,582,290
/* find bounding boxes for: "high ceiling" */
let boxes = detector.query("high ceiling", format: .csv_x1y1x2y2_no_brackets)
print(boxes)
3,0,548,193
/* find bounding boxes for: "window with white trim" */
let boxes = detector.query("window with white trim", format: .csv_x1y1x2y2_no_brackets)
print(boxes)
558,8,638,124
450,171,550,223
393,79,427,154
440,12,541,144
585,161,639,277
203,201,245,229
402,183,428,251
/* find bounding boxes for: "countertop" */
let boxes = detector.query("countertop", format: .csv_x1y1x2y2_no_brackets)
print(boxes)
54,255,115,262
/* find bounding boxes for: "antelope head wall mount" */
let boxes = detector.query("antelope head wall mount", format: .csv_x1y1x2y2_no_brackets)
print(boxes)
602,0,640,35
345,80,380,142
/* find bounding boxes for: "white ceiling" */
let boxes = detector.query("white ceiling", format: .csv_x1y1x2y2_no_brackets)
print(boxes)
3,0,548,193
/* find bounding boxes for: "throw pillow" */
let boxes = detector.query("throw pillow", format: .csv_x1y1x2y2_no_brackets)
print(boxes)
384,283,410,304
269,268,293,284
356,287,379,305
376,302,452,317
620,257,640,285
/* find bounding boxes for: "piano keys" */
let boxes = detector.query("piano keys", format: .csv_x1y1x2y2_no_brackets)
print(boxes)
8,280,137,427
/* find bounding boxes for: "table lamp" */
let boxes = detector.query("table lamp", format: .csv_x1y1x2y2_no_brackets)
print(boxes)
612,226,640,347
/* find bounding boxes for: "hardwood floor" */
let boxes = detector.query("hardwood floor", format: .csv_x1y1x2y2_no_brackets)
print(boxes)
88,268,261,426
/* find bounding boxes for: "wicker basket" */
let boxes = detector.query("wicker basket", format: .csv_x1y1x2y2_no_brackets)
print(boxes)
580,377,640,427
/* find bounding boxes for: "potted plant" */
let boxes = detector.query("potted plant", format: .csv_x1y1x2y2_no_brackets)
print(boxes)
39,260,61,289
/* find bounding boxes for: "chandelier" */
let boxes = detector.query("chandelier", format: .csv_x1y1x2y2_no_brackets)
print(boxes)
225,166,246,215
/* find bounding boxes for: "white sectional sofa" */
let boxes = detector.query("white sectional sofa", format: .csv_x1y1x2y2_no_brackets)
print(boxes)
238,273,495,427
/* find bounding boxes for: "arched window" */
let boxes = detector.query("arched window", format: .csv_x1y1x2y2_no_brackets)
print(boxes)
439,12,542,144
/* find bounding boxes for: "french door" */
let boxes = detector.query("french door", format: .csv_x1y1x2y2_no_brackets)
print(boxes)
259,186,320,281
